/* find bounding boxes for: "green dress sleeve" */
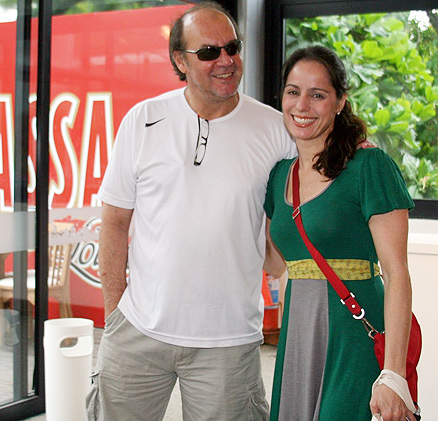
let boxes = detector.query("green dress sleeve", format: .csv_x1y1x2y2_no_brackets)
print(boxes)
358,148,415,222
264,161,281,219
265,159,295,219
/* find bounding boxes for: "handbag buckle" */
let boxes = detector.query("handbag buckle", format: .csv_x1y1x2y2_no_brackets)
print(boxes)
340,293,365,320
352,308,365,320
361,317,380,338
340,292,355,305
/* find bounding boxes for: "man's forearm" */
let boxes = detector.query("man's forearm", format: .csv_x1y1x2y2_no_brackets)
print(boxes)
99,204,133,318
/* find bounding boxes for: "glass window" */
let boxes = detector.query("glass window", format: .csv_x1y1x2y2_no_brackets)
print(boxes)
0,0,194,415
45,1,193,327
0,0,39,410
284,10,438,201
52,0,186,16
0,0,187,20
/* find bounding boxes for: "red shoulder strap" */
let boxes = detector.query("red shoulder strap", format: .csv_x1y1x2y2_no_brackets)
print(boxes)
291,159,365,319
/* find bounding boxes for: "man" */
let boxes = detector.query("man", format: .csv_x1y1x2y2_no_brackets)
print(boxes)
87,2,296,420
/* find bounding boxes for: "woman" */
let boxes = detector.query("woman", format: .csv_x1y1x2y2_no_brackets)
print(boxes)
264,45,417,420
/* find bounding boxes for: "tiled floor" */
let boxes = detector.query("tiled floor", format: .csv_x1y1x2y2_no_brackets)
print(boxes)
3,328,277,421
0,322,38,406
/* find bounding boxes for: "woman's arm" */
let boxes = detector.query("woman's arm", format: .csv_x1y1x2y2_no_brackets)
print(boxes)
368,208,416,421
264,218,286,278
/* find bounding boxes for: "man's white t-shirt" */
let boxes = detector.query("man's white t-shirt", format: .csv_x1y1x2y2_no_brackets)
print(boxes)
98,88,296,347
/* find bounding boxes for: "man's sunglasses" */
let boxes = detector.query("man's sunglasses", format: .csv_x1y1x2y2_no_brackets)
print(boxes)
183,39,242,62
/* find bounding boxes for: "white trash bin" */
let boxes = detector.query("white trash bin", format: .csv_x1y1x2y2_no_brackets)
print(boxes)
44,318,94,421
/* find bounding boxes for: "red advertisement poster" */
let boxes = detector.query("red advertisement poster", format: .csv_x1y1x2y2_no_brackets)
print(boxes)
0,5,190,326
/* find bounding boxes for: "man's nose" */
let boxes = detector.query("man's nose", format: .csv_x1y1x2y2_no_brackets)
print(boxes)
216,47,235,65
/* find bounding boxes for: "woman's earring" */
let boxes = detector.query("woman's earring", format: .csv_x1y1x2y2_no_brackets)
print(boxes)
337,111,341,115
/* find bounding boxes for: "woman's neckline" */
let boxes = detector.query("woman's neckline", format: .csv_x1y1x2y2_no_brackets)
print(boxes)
283,159,335,208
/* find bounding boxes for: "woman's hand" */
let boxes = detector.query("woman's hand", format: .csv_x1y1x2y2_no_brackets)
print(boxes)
370,384,417,421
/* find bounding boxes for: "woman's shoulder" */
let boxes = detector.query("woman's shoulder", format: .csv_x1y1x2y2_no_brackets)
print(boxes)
270,157,297,177
350,145,409,191
352,145,395,166
344,145,406,185
350,144,414,217
267,158,296,188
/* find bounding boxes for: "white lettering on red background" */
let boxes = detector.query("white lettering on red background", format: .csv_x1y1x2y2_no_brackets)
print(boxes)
0,91,114,211
49,93,80,208
78,93,114,208
0,94,14,211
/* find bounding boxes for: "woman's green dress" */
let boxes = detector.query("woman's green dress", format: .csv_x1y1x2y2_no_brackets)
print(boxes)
264,148,414,421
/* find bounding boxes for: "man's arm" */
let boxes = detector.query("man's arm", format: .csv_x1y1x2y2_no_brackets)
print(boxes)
98,202,134,319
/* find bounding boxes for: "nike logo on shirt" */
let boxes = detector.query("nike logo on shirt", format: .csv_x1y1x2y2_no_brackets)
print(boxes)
145,118,165,127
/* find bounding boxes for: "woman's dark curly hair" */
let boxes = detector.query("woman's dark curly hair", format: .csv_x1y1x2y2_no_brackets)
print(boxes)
281,45,368,179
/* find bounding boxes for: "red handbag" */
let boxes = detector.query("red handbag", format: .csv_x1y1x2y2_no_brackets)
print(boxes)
290,159,422,405
369,314,422,402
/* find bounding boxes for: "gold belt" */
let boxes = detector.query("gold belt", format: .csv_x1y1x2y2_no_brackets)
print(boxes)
286,259,380,280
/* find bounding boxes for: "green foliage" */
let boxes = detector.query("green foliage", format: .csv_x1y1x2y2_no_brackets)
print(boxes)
285,11,438,200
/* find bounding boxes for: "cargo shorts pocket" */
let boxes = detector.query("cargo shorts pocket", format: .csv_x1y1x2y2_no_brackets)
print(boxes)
86,371,100,420
248,382,269,421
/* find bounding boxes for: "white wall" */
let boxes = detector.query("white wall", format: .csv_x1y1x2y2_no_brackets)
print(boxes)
408,218,438,420
238,0,265,101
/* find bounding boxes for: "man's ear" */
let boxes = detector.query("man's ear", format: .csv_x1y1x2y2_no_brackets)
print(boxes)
173,51,188,75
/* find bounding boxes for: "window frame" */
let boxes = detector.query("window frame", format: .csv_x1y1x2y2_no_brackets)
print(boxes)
264,0,438,219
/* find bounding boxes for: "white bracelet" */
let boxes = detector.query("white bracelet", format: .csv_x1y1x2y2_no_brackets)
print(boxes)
371,369,416,413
